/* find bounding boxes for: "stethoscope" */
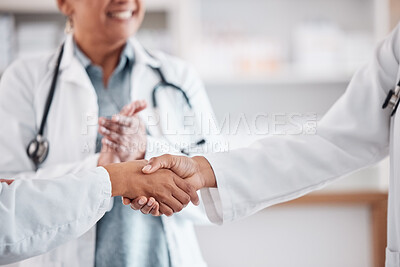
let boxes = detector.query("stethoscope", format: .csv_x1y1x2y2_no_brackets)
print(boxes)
27,44,205,166
382,80,400,116
26,44,65,166
148,64,206,155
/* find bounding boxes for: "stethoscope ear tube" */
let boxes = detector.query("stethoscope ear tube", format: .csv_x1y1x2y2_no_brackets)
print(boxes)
38,44,65,136
150,66,192,109
149,65,203,155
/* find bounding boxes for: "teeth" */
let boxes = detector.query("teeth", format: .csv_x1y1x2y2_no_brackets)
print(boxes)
108,10,133,19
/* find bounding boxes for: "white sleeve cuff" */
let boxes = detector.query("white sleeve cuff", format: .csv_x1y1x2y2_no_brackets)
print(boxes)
200,153,235,224
89,167,113,213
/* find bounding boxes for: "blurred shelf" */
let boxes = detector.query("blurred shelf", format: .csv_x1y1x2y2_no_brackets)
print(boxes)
0,0,176,14
0,0,58,13
203,72,353,86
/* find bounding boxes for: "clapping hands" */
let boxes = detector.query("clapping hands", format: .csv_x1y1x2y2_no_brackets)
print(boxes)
98,100,147,164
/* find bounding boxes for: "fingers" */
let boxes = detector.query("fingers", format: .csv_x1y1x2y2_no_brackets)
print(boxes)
142,154,177,174
123,196,147,210
173,176,200,206
99,116,140,135
127,197,161,216
139,197,158,215
102,138,126,152
129,196,148,210
122,197,132,205
100,138,122,154
101,130,126,148
150,202,160,216
159,192,186,214
159,202,174,217
120,100,147,116
97,100,147,149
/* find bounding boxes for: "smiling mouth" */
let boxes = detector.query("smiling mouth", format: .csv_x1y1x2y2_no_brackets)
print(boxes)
107,10,135,20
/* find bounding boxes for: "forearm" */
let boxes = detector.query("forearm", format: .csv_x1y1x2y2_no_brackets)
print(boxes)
1,154,100,180
104,163,128,197
192,156,217,188
0,167,111,265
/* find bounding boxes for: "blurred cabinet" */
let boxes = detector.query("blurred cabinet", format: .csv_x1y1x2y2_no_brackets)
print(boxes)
187,0,395,84
0,0,195,73
0,0,398,78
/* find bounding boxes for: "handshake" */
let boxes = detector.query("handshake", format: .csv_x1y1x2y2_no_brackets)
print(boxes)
104,155,217,216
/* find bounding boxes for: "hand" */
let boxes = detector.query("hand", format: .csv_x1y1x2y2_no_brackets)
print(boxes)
129,155,217,214
143,155,217,190
123,196,161,216
99,100,147,162
104,160,200,216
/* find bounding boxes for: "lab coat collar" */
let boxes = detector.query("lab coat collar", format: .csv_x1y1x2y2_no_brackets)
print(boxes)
53,35,161,74
128,38,161,69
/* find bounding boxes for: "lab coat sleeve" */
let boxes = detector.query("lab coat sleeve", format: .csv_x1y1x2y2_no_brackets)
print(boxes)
0,59,100,180
201,24,400,224
144,61,226,225
0,167,112,265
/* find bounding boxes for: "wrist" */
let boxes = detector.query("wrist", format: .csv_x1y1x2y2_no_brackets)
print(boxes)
192,156,217,188
98,153,121,167
104,163,128,197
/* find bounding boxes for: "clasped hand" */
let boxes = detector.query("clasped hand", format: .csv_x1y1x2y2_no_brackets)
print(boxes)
97,100,202,216
96,101,215,217
105,160,200,216
127,155,216,216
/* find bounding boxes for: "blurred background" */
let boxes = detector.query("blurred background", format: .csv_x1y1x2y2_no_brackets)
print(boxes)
1,0,399,266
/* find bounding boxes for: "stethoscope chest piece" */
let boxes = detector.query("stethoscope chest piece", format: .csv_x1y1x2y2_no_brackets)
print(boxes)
383,83,400,117
27,135,50,165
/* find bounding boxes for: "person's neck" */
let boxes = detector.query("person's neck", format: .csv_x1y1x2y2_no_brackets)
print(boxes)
74,34,126,87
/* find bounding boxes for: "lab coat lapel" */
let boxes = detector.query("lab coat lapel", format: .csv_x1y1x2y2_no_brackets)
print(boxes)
44,35,99,154
129,38,162,136
55,34,97,94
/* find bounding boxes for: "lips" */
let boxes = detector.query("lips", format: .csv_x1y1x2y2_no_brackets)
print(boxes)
107,10,135,20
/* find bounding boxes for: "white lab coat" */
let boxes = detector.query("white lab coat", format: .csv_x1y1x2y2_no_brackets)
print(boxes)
201,23,400,267
0,168,111,265
0,35,220,267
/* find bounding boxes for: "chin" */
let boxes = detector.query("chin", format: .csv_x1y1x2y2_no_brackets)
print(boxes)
106,28,138,43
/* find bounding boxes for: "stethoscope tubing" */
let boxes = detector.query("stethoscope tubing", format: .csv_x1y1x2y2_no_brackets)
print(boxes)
28,43,205,165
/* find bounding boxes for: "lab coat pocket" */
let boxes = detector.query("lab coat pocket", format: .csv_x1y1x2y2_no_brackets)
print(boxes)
386,248,400,267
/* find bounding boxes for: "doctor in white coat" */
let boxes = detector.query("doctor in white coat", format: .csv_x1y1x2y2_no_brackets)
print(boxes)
138,22,400,267
0,0,221,266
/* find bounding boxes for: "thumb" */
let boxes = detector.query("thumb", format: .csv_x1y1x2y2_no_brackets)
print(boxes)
142,154,176,174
